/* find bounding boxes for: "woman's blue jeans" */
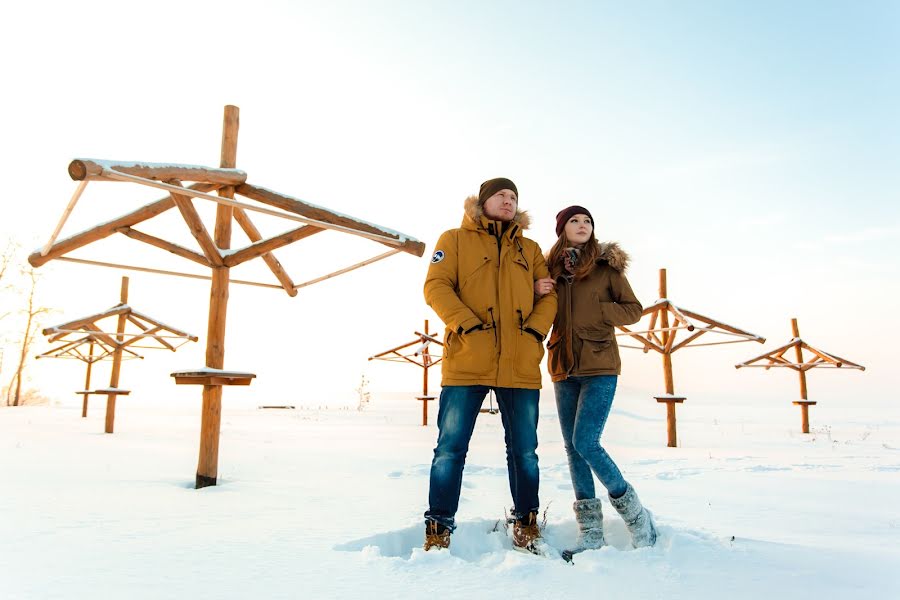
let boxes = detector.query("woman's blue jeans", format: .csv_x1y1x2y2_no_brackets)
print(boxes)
425,385,540,531
554,375,627,500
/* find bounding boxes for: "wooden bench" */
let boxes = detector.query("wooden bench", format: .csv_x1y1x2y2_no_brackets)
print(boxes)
171,369,256,386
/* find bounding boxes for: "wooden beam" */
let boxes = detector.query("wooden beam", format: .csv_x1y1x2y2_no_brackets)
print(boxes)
28,183,219,268
118,226,211,267
235,183,426,257
226,220,322,267
69,159,247,186
125,314,175,351
128,309,198,342
43,304,131,337
294,250,402,290
678,307,764,342
168,181,224,267
229,208,298,295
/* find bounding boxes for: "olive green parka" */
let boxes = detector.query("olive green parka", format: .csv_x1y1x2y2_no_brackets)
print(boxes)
424,195,558,389
547,242,642,382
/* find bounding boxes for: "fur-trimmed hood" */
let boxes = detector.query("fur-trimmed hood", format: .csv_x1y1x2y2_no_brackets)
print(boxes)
462,194,532,231
597,241,630,273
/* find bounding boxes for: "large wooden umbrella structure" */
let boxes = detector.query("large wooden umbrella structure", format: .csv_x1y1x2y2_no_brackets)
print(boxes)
617,268,766,447
36,332,144,418
735,318,865,433
38,276,196,432
368,320,443,426
29,105,425,488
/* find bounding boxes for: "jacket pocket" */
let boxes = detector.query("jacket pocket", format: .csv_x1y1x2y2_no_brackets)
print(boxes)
447,327,495,376
574,326,619,373
515,329,545,381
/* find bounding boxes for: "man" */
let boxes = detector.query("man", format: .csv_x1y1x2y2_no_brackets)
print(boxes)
423,177,557,554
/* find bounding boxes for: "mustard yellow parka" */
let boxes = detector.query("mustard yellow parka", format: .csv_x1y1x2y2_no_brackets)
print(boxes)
424,195,558,389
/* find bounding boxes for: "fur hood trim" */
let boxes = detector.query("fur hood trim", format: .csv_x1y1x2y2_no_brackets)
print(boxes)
463,194,532,230
597,241,630,273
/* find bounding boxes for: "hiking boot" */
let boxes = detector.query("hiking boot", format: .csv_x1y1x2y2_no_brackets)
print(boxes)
424,521,450,551
512,511,543,553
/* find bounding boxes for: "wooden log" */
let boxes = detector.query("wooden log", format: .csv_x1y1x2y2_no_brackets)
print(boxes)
235,183,426,257
68,159,247,185
667,303,695,331
736,340,802,368
800,343,844,368
41,180,88,256
224,222,323,268
169,182,224,267
28,183,218,268
294,250,402,290
117,227,211,267
678,307,765,342
43,304,131,337
792,320,808,400
231,208,299,295
659,268,668,298
669,325,713,352
82,341,94,418
105,277,129,434
127,309,197,342
663,353,674,395
196,105,238,490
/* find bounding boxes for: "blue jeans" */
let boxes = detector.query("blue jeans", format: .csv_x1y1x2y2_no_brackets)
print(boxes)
554,375,627,500
425,385,540,531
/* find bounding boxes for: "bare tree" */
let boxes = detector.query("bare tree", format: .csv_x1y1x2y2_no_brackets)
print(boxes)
7,266,50,406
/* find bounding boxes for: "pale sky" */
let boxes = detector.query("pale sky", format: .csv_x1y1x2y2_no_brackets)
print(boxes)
1,1,897,408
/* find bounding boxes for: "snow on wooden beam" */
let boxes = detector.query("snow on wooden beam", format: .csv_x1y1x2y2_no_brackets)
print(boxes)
69,159,247,186
235,183,426,257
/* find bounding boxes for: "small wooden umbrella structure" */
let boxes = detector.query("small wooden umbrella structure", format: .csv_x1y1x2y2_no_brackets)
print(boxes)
735,318,865,433
29,105,425,488
39,276,196,432
36,334,144,418
368,320,443,426
617,268,766,447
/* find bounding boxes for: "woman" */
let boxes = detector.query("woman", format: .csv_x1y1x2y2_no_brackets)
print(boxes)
535,205,657,558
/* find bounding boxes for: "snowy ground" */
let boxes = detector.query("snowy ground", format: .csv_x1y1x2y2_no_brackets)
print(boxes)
2,389,899,600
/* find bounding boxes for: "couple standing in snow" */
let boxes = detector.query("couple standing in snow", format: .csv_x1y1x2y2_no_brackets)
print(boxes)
422,177,657,558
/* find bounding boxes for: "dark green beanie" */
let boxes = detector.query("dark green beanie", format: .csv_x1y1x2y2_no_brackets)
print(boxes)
478,178,518,205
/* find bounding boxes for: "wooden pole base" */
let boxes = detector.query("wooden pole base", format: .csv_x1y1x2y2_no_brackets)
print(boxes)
655,396,685,448
417,396,435,426
793,401,817,434
195,474,217,489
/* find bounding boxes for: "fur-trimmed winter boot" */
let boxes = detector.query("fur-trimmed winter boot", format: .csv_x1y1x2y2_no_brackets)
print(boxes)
561,498,606,562
609,483,657,548
424,521,450,551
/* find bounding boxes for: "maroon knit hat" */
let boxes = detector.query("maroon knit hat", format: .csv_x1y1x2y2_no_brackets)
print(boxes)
555,205,594,237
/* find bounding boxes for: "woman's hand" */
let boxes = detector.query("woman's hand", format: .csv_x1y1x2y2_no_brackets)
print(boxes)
534,277,555,297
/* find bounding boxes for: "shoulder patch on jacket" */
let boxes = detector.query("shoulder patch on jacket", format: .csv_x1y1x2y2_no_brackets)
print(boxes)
431,250,445,263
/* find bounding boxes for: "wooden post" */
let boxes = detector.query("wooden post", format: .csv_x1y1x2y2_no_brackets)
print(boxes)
665,401,677,446
792,318,808,400
196,105,238,489
104,277,129,433
82,340,94,418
